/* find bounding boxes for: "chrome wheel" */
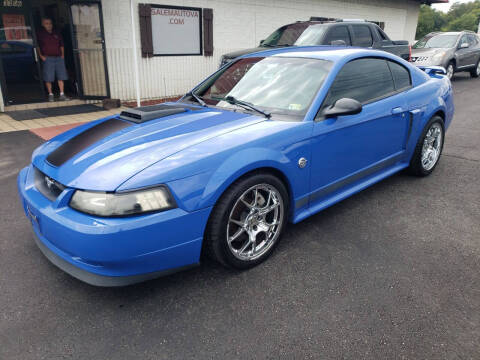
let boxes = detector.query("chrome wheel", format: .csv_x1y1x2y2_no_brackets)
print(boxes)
421,123,443,171
227,184,284,261
476,62,480,76
446,64,454,80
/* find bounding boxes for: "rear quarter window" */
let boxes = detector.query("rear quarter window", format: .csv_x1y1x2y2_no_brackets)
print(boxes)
387,60,412,90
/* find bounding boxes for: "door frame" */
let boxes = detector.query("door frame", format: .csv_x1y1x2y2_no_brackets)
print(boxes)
67,0,110,100
0,0,46,105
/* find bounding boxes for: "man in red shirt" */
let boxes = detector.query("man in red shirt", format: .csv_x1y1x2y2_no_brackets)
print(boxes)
36,18,69,101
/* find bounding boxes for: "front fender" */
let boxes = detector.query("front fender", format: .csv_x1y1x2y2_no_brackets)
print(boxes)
166,145,311,217
201,148,293,210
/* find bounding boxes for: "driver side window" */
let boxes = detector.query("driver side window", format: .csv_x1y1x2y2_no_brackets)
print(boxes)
320,58,395,113
459,35,469,48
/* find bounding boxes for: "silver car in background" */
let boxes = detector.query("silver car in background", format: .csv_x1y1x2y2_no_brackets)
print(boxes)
411,31,480,80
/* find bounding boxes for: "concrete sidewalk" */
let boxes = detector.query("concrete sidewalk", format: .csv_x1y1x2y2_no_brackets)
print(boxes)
0,107,126,139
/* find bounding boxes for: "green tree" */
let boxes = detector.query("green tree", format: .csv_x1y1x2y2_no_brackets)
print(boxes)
443,11,480,32
416,1,480,40
416,5,447,39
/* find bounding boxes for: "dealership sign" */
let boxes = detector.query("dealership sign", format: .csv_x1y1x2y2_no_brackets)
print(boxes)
151,5,202,56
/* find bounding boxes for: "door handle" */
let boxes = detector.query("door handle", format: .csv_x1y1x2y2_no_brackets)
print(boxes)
391,107,404,115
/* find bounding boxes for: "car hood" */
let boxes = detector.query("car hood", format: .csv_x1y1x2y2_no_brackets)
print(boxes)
411,48,450,57
33,105,265,191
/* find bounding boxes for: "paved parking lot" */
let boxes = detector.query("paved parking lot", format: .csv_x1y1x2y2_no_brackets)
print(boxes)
1,74,479,359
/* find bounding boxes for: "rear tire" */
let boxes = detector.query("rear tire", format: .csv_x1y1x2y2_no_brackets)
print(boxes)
204,172,289,269
408,116,445,177
470,59,480,78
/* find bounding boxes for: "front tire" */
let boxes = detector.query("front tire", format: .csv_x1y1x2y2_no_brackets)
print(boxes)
446,61,455,80
204,172,289,269
408,116,445,177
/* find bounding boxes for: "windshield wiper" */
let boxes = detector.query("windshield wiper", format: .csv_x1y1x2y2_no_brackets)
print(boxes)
186,91,207,107
224,96,271,119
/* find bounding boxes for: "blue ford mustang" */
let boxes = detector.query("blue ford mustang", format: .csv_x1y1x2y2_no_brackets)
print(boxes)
18,47,454,286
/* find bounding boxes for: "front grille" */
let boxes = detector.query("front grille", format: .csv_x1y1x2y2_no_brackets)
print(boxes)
411,56,429,63
33,167,66,201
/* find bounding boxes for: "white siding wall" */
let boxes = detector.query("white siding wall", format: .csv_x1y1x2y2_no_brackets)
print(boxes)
100,0,420,101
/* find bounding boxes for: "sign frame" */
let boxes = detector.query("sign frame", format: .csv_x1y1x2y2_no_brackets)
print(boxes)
150,4,203,57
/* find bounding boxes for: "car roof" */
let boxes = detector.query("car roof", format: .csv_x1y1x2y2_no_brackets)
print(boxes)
428,31,461,36
284,20,375,27
242,46,399,63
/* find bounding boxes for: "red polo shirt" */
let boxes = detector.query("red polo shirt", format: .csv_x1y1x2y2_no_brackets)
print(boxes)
37,28,64,57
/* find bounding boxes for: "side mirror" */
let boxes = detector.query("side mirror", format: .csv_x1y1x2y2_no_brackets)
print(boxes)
322,98,363,118
460,42,469,49
259,39,265,46
331,40,346,46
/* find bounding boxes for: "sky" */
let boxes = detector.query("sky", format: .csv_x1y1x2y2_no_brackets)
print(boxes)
432,0,475,12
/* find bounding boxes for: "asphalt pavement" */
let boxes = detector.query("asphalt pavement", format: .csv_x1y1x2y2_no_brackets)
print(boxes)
0,73,479,359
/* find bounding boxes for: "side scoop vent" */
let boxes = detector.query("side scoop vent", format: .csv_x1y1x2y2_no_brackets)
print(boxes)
119,103,200,124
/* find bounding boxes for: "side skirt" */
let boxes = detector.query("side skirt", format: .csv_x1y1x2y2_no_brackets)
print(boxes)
293,161,409,224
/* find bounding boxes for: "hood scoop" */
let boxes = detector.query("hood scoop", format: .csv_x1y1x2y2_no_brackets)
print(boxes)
119,103,201,124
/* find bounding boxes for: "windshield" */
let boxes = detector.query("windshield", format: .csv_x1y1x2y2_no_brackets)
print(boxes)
195,57,332,117
294,25,328,46
262,23,310,46
413,34,458,49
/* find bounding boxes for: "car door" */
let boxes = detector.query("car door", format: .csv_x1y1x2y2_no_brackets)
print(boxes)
456,34,473,68
309,58,411,205
467,34,480,66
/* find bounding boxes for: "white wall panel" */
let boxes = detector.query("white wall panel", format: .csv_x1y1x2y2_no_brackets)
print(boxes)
100,0,420,101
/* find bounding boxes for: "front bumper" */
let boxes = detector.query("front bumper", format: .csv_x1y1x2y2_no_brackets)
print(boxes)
17,165,212,286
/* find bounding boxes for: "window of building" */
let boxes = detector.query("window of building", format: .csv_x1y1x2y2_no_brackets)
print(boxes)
352,25,373,47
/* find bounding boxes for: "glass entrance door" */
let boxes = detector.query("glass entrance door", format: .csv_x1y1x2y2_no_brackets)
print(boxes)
69,2,109,99
0,4,45,105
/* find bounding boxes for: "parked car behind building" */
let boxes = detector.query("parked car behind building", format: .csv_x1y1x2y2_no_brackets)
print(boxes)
411,31,480,79
219,19,411,67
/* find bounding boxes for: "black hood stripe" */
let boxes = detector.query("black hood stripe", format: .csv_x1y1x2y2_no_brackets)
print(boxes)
46,118,132,167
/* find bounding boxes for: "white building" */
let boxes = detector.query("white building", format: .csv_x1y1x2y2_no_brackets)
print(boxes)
0,0,447,111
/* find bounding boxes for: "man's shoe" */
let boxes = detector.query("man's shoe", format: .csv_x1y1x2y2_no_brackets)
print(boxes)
48,94,54,102
59,94,69,101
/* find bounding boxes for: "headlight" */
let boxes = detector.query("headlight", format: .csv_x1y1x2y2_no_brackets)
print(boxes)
432,51,446,63
70,186,176,217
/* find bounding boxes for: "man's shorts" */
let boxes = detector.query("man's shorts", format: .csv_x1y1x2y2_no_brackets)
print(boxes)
43,56,68,82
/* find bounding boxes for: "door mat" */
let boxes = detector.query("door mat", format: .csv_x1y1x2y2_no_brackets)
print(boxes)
6,104,104,121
